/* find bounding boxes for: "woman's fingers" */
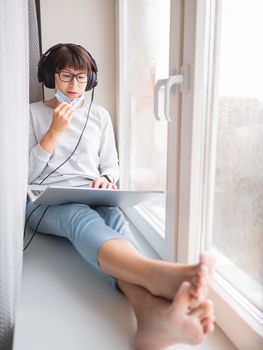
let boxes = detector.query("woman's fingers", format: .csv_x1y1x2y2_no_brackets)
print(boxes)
106,182,117,189
90,178,106,188
50,103,74,134
89,177,117,189
57,103,74,118
54,102,71,113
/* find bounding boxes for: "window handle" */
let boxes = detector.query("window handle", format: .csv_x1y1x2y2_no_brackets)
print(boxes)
154,66,189,122
154,79,167,120
165,65,190,122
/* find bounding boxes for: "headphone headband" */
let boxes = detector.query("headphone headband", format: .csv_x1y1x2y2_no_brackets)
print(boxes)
38,43,98,91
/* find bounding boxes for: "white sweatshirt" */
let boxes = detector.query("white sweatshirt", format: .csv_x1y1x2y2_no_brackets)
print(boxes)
28,99,119,186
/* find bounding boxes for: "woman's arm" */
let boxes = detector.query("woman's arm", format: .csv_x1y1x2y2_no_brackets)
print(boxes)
28,102,74,184
28,114,52,184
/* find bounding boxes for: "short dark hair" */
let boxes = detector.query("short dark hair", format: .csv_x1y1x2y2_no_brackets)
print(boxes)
38,43,98,89
50,43,94,73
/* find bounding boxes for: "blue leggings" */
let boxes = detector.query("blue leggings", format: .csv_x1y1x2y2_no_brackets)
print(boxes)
26,201,139,284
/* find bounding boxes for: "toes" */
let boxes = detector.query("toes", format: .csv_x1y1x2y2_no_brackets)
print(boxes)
201,314,215,326
190,299,214,319
190,285,204,300
189,287,205,309
199,263,209,276
194,264,208,286
191,267,210,301
172,281,192,310
202,316,215,335
199,252,216,275
198,265,209,285
192,275,205,291
198,274,208,289
202,299,214,314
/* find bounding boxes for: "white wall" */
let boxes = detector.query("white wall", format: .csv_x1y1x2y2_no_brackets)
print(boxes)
40,0,116,128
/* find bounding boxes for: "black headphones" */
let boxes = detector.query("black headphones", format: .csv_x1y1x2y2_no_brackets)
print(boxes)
38,43,98,91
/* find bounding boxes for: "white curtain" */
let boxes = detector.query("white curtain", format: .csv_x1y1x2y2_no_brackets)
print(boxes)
0,0,29,349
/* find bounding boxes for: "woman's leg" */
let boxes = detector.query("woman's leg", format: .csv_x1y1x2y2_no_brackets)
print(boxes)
94,206,215,301
98,239,215,301
26,202,214,301
117,279,215,350
25,202,138,271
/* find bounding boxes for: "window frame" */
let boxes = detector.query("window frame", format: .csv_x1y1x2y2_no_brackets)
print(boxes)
116,0,262,347
178,0,263,348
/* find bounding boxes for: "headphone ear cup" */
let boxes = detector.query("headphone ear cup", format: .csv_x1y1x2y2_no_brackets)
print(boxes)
38,44,65,89
45,72,55,89
38,55,55,89
85,70,98,91
37,56,46,84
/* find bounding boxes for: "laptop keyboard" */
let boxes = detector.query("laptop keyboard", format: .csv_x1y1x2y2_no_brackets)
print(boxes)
32,190,43,196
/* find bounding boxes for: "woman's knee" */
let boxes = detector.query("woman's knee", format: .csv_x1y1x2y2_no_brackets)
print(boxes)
64,204,103,239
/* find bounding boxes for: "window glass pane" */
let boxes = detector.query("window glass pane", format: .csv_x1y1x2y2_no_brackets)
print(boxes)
212,0,263,310
124,0,170,227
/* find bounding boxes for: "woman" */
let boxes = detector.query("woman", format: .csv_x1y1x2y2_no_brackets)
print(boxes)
27,43,215,349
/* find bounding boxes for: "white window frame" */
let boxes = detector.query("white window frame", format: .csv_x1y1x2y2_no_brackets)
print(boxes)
177,1,263,349
116,0,262,347
115,0,184,262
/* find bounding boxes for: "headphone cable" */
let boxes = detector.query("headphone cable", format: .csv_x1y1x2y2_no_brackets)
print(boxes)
24,88,94,252
39,88,94,185
23,205,50,252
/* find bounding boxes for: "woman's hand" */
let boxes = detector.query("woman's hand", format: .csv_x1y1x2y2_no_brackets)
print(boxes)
89,177,117,189
49,102,74,137
39,102,74,153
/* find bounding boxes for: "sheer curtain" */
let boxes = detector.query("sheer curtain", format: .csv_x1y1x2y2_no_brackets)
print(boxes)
0,0,29,349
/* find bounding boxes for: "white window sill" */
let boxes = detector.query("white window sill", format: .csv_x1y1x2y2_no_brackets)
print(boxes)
14,225,236,350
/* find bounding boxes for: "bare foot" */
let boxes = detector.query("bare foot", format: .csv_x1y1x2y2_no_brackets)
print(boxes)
134,281,215,350
148,252,215,302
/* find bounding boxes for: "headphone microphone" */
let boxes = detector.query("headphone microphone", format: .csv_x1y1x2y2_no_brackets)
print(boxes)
37,43,98,91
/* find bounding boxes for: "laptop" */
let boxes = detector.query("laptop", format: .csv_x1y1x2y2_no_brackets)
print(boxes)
27,185,164,207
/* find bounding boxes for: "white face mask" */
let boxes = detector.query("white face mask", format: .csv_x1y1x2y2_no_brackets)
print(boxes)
55,89,85,107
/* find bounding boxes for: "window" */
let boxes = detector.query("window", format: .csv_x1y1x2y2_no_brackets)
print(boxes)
211,0,263,313
122,0,170,226
117,0,182,259
118,0,262,346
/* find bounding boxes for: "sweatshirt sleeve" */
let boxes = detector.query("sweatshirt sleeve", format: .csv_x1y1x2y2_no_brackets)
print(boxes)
98,110,120,183
28,110,52,184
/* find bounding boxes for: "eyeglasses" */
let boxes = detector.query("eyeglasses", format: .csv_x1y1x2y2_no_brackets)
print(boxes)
56,70,88,83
